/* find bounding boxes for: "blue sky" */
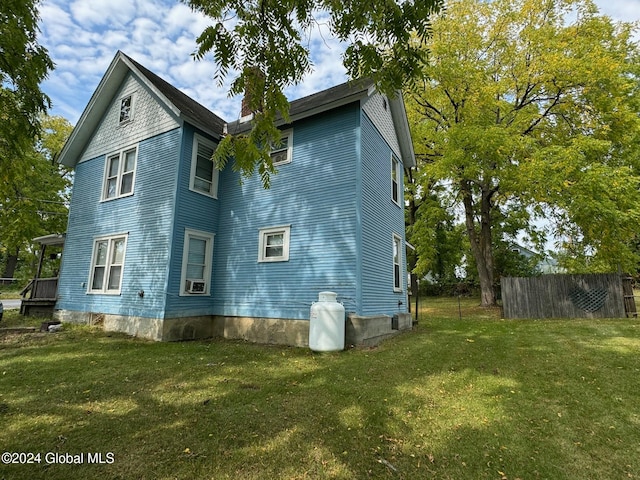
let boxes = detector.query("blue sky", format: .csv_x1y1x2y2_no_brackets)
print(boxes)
38,0,640,125
38,0,347,124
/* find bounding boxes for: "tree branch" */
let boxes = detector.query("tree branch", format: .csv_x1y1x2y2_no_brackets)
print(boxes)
521,87,564,136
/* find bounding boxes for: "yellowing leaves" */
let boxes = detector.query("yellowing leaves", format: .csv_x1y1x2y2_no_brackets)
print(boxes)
407,0,640,277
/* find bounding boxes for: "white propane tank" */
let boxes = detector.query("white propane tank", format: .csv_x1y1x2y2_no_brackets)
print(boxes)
309,291,345,352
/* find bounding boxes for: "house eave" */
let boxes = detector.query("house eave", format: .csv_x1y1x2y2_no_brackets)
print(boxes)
388,92,416,168
58,54,130,168
32,233,66,247
178,115,223,141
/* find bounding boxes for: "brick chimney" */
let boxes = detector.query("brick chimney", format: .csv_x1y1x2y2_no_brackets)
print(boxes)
241,94,252,118
240,67,265,120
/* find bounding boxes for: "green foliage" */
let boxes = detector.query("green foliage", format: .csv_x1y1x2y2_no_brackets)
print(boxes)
407,0,640,300
0,116,72,278
0,0,56,279
184,0,444,186
409,187,465,283
0,0,53,155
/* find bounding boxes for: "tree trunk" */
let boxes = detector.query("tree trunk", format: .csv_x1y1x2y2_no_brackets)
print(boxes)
2,249,19,279
461,181,496,307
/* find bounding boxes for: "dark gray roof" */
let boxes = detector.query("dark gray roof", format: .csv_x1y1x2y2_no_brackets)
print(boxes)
228,78,374,134
288,78,373,117
123,53,226,137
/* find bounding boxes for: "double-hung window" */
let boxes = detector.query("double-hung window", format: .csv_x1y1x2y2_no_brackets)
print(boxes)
270,130,293,166
258,225,291,262
89,234,128,294
189,134,218,197
180,229,214,295
391,154,401,205
393,234,402,292
104,147,137,200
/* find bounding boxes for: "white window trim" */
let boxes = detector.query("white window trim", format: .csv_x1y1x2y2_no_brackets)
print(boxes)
180,228,215,296
87,233,128,295
270,130,293,166
393,233,403,292
258,225,291,263
118,93,135,125
189,134,219,198
391,154,401,206
102,145,138,201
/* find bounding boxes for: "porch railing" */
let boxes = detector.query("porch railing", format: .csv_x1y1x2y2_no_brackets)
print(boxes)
21,277,59,300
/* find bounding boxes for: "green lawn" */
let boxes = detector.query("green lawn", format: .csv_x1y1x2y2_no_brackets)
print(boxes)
1,297,639,479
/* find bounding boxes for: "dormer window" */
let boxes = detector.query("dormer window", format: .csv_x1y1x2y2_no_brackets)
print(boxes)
119,95,133,124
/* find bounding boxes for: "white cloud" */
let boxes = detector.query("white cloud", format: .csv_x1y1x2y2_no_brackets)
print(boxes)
100,30,131,50
69,0,138,27
163,3,211,38
595,0,640,20
38,0,639,126
39,3,73,36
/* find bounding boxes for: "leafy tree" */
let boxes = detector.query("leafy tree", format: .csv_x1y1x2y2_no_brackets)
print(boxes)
407,180,465,288
183,0,443,186
0,116,72,279
1,0,55,279
407,0,640,306
0,0,53,156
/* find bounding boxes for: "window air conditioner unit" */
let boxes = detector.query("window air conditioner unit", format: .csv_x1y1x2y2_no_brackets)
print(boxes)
186,279,206,294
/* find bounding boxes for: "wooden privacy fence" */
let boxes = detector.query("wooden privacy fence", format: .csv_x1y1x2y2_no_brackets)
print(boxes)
622,275,638,318
501,273,635,319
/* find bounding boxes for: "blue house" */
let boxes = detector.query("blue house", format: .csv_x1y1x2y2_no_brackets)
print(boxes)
55,51,415,346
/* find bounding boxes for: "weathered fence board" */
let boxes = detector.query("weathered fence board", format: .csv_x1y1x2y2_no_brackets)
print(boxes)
622,276,637,318
502,274,627,319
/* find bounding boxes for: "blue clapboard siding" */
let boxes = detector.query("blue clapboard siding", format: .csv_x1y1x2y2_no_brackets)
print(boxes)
164,125,219,317
212,103,361,319
359,112,408,316
57,129,181,318
58,97,409,325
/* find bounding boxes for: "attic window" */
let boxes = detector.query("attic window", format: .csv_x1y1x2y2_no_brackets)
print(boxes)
119,95,133,124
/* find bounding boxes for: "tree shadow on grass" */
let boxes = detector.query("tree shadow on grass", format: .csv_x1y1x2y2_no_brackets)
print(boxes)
1,319,639,479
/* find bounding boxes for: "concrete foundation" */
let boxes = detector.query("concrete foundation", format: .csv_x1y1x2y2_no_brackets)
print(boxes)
213,315,310,346
346,312,412,347
54,309,413,347
55,310,214,342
